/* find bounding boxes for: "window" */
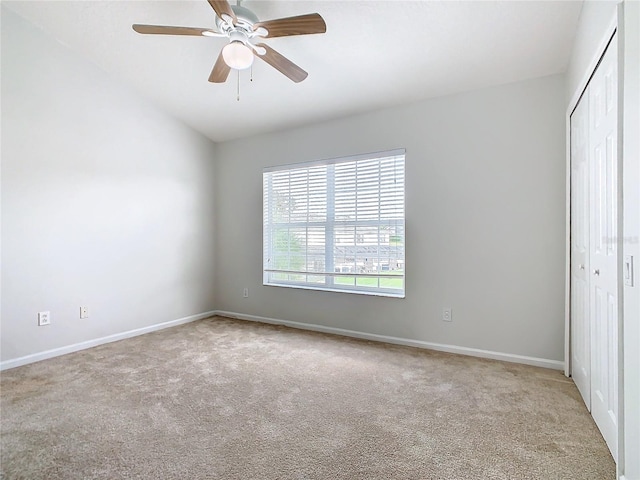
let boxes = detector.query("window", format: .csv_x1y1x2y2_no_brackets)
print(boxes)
263,149,405,297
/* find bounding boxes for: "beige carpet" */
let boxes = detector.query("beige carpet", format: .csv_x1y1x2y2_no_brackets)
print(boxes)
1,316,614,479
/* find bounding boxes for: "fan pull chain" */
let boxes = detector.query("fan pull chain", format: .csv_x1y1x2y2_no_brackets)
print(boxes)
250,65,253,82
237,70,240,101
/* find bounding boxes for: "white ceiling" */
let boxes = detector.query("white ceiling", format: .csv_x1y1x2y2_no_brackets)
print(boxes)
4,1,583,142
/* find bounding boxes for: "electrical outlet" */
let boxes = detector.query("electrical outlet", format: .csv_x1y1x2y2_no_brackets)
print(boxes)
243,288,249,298
38,311,51,326
442,308,452,322
80,306,89,319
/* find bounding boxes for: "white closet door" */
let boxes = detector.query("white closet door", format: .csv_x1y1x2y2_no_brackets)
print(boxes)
589,35,618,460
570,93,591,409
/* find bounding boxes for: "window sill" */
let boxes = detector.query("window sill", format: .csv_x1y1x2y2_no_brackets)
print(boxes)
263,281,405,299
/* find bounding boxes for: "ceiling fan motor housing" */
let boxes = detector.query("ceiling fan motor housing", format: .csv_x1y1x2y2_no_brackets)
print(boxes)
228,30,249,46
215,5,259,34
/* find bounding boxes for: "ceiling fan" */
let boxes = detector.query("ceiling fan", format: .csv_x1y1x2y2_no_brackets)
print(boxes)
132,0,326,84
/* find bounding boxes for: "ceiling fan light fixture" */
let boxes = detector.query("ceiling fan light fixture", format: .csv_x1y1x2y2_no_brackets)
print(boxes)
222,41,254,70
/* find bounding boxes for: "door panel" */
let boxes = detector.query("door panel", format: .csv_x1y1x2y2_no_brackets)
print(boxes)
570,91,590,408
570,33,618,462
588,34,618,460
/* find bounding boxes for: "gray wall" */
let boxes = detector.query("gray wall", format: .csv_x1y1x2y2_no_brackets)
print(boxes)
215,74,566,362
1,8,217,362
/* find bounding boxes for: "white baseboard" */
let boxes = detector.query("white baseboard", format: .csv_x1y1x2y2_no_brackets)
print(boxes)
214,310,565,371
0,310,216,371
1,310,565,372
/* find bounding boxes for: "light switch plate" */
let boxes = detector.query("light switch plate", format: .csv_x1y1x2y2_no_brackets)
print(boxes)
624,255,634,287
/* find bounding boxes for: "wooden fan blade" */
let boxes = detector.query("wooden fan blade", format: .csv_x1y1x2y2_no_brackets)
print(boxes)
253,13,326,38
209,50,231,83
132,24,222,37
207,0,237,24
254,43,308,83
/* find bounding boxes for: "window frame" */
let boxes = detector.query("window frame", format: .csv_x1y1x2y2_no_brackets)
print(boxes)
263,148,405,298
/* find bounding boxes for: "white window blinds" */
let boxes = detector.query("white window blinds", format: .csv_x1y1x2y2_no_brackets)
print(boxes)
263,149,405,297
